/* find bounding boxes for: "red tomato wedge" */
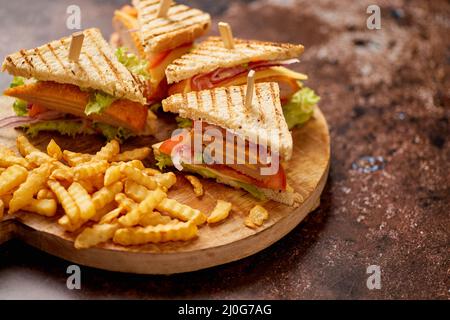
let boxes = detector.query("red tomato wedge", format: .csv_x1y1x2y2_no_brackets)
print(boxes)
28,104,47,117
159,134,185,155
148,50,171,69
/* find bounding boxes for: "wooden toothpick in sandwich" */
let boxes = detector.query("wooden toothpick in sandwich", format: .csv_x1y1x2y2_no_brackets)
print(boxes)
68,31,85,62
157,0,172,18
245,70,256,109
218,22,235,49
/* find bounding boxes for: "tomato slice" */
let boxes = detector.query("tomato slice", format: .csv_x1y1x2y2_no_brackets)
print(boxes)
28,104,47,117
159,134,185,155
256,165,287,190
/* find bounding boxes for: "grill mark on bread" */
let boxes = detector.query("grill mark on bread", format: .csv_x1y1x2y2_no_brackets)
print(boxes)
255,85,265,124
33,48,50,71
19,50,35,69
141,6,191,28
5,56,16,68
87,29,125,93
143,16,208,40
47,42,71,75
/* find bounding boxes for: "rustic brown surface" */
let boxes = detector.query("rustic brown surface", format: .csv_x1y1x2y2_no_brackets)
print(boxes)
0,0,449,299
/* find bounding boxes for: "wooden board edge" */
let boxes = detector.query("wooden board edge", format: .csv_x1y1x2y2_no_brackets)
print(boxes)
12,163,329,274
0,218,17,245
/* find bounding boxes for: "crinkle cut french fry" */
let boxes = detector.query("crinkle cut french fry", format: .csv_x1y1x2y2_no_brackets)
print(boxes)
118,188,166,227
23,198,57,217
139,211,172,227
142,168,162,176
63,150,92,167
90,202,117,222
50,168,74,182
26,151,69,171
104,165,122,186
157,198,207,226
58,214,83,232
154,172,177,190
0,165,28,196
99,207,123,224
115,193,137,211
68,182,96,220
47,139,62,160
245,205,269,228
91,173,105,190
93,140,120,161
120,164,157,190
92,181,123,210
207,200,232,224
9,163,52,213
78,179,96,194
185,175,203,197
73,160,108,180
48,179,80,224
0,154,30,168
75,223,120,249
113,220,198,245
0,194,12,208
16,135,39,156
36,188,56,200
0,145,15,156
124,180,148,202
112,147,151,162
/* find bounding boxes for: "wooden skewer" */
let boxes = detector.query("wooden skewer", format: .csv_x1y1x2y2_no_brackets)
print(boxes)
245,70,256,109
218,22,235,49
68,32,85,62
157,0,172,18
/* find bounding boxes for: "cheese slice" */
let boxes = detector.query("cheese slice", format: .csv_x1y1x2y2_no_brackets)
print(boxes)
168,66,307,95
149,45,193,87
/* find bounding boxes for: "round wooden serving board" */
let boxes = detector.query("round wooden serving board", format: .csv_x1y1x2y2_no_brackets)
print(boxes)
0,96,330,274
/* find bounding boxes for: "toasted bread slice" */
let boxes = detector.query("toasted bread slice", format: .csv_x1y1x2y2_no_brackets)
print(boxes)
166,37,304,84
1,28,146,105
4,81,148,132
112,8,146,58
133,0,211,54
162,82,293,161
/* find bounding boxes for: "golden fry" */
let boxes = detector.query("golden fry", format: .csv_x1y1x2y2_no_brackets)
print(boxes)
93,140,120,161
245,205,269,228
104,165,122,186
62,150,92,167
0,165,28,196
73,160,108,180
113,147,151,162
207,200,232,224
118,188,166,227
120,164,157,190
115,193,137,211
23,198,57,217
157,198,206,226
36,188,56,200
0,199,4,220
113,220,198,245
0,144,15,156
91,173,105,190
16,135,39,156
48,179,80,224
58,214,83,232
139,211,172,227
9,163,52,213
0,154,30,168
47,139,62,160
154,172,177,190
90,202,117,222
99,207,123,224
142,168,161,176
185,175,203,197
50,168,74,182
124,180,148,202
75,223,120,249
68,182,96,220
92,181,123,210
78,179,96,194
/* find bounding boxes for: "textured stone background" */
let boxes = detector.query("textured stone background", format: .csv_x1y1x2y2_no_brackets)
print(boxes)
0,0,448,299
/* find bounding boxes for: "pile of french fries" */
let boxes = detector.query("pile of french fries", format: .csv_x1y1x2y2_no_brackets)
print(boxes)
0,136,219,249
0,136,268,250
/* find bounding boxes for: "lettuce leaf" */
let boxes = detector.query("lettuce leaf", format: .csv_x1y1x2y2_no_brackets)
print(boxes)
115,47,150,80
92,122,135,142
154,152,173,170
283,87,320,129
9,76,25,88
12,99,28,116
85,92,116,116
21,120,96,138
176,117,193,128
